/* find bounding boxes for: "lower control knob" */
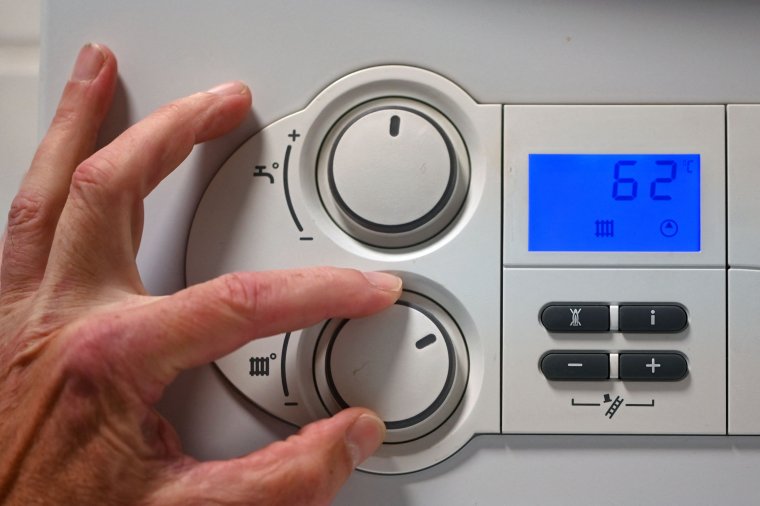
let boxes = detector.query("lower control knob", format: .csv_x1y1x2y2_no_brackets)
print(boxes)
314,291,468,443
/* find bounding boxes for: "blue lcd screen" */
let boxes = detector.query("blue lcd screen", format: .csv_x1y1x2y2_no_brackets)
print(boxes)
528,154,701,252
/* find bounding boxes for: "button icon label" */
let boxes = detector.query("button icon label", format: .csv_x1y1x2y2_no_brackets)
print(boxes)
569,308,582,327
541,304,609,332
541,353,609,380
619,353,688,381
604,394,624,419
618,304,687,332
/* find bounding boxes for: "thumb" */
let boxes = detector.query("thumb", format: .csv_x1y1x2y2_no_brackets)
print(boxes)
156,408,385,506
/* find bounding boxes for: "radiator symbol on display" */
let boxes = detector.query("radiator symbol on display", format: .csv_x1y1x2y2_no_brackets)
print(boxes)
250,353,277,377
595,219,615,238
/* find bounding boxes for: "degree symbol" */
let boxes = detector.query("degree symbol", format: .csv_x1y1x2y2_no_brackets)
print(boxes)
270,353,277,360
272,162,280,170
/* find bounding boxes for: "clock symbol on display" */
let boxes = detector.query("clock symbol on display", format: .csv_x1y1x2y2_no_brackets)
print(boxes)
660,219,679,238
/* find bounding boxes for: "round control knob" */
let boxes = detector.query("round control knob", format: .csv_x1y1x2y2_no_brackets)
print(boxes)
329,108,454,231
314,291,468,443
317,99,469,248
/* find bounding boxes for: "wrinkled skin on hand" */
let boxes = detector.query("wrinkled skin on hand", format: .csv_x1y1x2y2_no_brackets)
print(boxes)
0,44,399,505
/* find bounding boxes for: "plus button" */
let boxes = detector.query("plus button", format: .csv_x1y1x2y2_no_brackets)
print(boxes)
619,353,688,381
288,129,300,141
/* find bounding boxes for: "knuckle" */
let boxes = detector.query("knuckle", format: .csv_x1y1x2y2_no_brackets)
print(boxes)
216,272,263,316
62,318,114,368
58,316,127,388
6,190,48,233
153,101,185,123
70,157,117,198
152,101,197,144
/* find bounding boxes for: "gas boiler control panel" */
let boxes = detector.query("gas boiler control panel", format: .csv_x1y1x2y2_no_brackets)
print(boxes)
186,66,758,474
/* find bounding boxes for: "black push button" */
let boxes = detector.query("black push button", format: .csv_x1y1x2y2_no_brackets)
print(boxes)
619,353,688,381
541,353,609,380
541,305,609,332
619,305,687,332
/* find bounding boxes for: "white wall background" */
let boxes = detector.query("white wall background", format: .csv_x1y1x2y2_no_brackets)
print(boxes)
0,0,40,229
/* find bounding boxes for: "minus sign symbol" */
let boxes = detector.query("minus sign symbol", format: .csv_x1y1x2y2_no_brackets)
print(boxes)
568,363,584,367
284,402,299,406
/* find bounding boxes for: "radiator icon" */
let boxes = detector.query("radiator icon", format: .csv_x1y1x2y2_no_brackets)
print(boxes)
595,219,615,238
249,353,277,377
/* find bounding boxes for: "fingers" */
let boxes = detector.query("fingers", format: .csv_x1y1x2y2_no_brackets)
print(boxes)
45,79,251,289
71,79,251,202
1,44,117,296
152,408,385,506
120,267,401,393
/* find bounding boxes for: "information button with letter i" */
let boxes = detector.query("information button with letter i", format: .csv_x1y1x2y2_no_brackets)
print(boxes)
618,305,688,332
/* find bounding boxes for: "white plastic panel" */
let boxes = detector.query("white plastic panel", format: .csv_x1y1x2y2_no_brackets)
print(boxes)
186,66,503,473
503,268,726,434
728,105,760,269
729,269,760,434
727,106,760,434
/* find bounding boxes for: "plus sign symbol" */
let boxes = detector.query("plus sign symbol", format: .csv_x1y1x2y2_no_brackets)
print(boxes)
288,129,300,142
646,358,661,374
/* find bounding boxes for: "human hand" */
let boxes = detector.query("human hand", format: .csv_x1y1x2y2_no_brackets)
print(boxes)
0,44,401,505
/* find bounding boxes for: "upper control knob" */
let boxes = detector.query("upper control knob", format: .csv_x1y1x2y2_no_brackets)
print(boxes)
314,291,468,443
318,98,469,248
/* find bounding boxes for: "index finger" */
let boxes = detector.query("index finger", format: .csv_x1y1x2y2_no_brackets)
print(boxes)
107,267,402,400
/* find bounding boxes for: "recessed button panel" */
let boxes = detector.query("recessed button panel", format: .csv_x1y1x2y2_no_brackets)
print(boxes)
541,305,609,332
619,305,688,332
541,353,610,380
619,353,689,381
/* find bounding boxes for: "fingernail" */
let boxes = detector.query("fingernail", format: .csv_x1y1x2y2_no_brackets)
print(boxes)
206,80,247,96
71,43,105,82
362,271,402,292
345,413,386,467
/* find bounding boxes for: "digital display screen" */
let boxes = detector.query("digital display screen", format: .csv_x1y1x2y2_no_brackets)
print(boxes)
528,154,701,252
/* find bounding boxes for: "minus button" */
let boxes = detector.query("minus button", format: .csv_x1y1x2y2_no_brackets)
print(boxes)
541,353,610,381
